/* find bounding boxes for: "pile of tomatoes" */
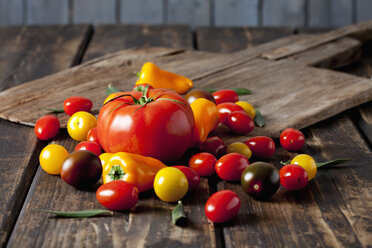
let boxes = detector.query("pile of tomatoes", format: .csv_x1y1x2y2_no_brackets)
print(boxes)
34,66,322,225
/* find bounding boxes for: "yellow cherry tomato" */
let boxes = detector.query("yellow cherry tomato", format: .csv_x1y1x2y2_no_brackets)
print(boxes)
291,154,317,181
226,142,252,159
39,144,69,175
235,101,256,119
99,153,113,169
154,167,188,202
67,111,97,141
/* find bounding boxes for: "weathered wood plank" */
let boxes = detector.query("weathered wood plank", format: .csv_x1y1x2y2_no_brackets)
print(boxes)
25,0,69,24
83,24,193,62
214,0,259,27
0,0,23,25
73,0,116,24
120,0,163,24
0,25,91,247
308,0,353,28
167,0,210,28
7,25,217,248
356,0,372,22
262,0,305,27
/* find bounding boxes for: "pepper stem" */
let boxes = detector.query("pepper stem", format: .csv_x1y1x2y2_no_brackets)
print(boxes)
108,165,125,181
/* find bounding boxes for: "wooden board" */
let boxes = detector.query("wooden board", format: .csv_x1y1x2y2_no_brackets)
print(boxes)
1,21,372,140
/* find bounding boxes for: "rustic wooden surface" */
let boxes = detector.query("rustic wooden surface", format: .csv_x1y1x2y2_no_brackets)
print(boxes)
1,22,372,142
0,25,371,248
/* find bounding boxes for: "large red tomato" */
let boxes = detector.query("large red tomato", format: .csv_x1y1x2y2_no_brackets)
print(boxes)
97,88,194,163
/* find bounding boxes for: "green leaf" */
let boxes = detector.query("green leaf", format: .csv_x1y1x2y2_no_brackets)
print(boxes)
106,84,121,95
35,209,113,218
232,88,251,95
254,109,265,127
172,201,187,226
40,108,65,113
135,71,141,78
316,158,352,168
201,87,217,93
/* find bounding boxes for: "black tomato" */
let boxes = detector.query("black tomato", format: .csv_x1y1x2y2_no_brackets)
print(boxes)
61,150,102,188
241,162,280,200
184,89,216,105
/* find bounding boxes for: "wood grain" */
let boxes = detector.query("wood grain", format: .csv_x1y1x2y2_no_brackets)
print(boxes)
0,25,91,247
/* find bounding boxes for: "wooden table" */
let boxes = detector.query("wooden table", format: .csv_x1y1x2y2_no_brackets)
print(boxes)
0,25,371,248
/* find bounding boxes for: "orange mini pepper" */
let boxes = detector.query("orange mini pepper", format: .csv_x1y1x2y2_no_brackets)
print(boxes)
190,98,219,146
135,62,193,94
102,152,167,192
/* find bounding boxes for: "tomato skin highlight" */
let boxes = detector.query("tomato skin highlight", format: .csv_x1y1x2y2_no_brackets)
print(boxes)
189,152,217,177
215,153,249,181
205,190,241,223
213,89,239,105
279,164,308,190
34,115,60,140
87,127,100,147
63,96,93,116
280,128,305,151
97,89,194,163
173,166,200,191
200,136,226,158
217,102,244,125
75,141,101,156
227,111,254,134
245,136,275,160
96,181,138,211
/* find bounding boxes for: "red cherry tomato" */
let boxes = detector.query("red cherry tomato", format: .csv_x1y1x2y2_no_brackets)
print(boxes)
227,111,254,134
96,180,138,211
200,136,226,158
245,136,275,160
215,153,249,181
205,190,241,223
34,115,60,140
213,89,239,105
87,127,100,147
173,165,200,191
217,102,244,125
279,164,308,190
75,141,101,156
189,152,217,177
63,96,93,116
280,128,305,151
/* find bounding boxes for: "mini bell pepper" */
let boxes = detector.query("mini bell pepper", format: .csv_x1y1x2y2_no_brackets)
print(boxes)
190,98,219,146
102,152,167,192
135,62,193,94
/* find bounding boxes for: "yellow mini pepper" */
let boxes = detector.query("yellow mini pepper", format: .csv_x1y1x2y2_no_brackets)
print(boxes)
102,152,167,192
190,98,219,146
135,62,193,94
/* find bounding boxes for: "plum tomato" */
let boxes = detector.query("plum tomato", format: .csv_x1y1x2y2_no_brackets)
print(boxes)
279,164,308,190
39,144,69,175
67,111,97,141
75,141,101,156
154,167,189,202
280,128,305,151
227,111,254,134
235,101,255,119
290,154,317,181
63,96,93,116
61,150,102,188
96,180,138,211
205,190,241,223
226,142,252,159
34,115,60,140
217,102,244,125
215,153,250,181
213,89,239,105
173,165,200,191
87,127,100,147
188,152,217,177
245,136,275,160
241,162,280,200
200,136,226,158
184,88,216,105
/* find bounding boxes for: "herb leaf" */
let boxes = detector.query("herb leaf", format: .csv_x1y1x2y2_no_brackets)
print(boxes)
232,88,251,95
36,209,113,218
254,109,265,127
106,84,121,95
172,201,187,226
201,88,217,93
316,158,352,168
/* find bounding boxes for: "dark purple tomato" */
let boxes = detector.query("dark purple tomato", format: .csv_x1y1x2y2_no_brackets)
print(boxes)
200,136,226,158
184,89,216,105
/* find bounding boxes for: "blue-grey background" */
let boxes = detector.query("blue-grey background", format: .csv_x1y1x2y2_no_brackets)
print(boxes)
1,0,371,28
